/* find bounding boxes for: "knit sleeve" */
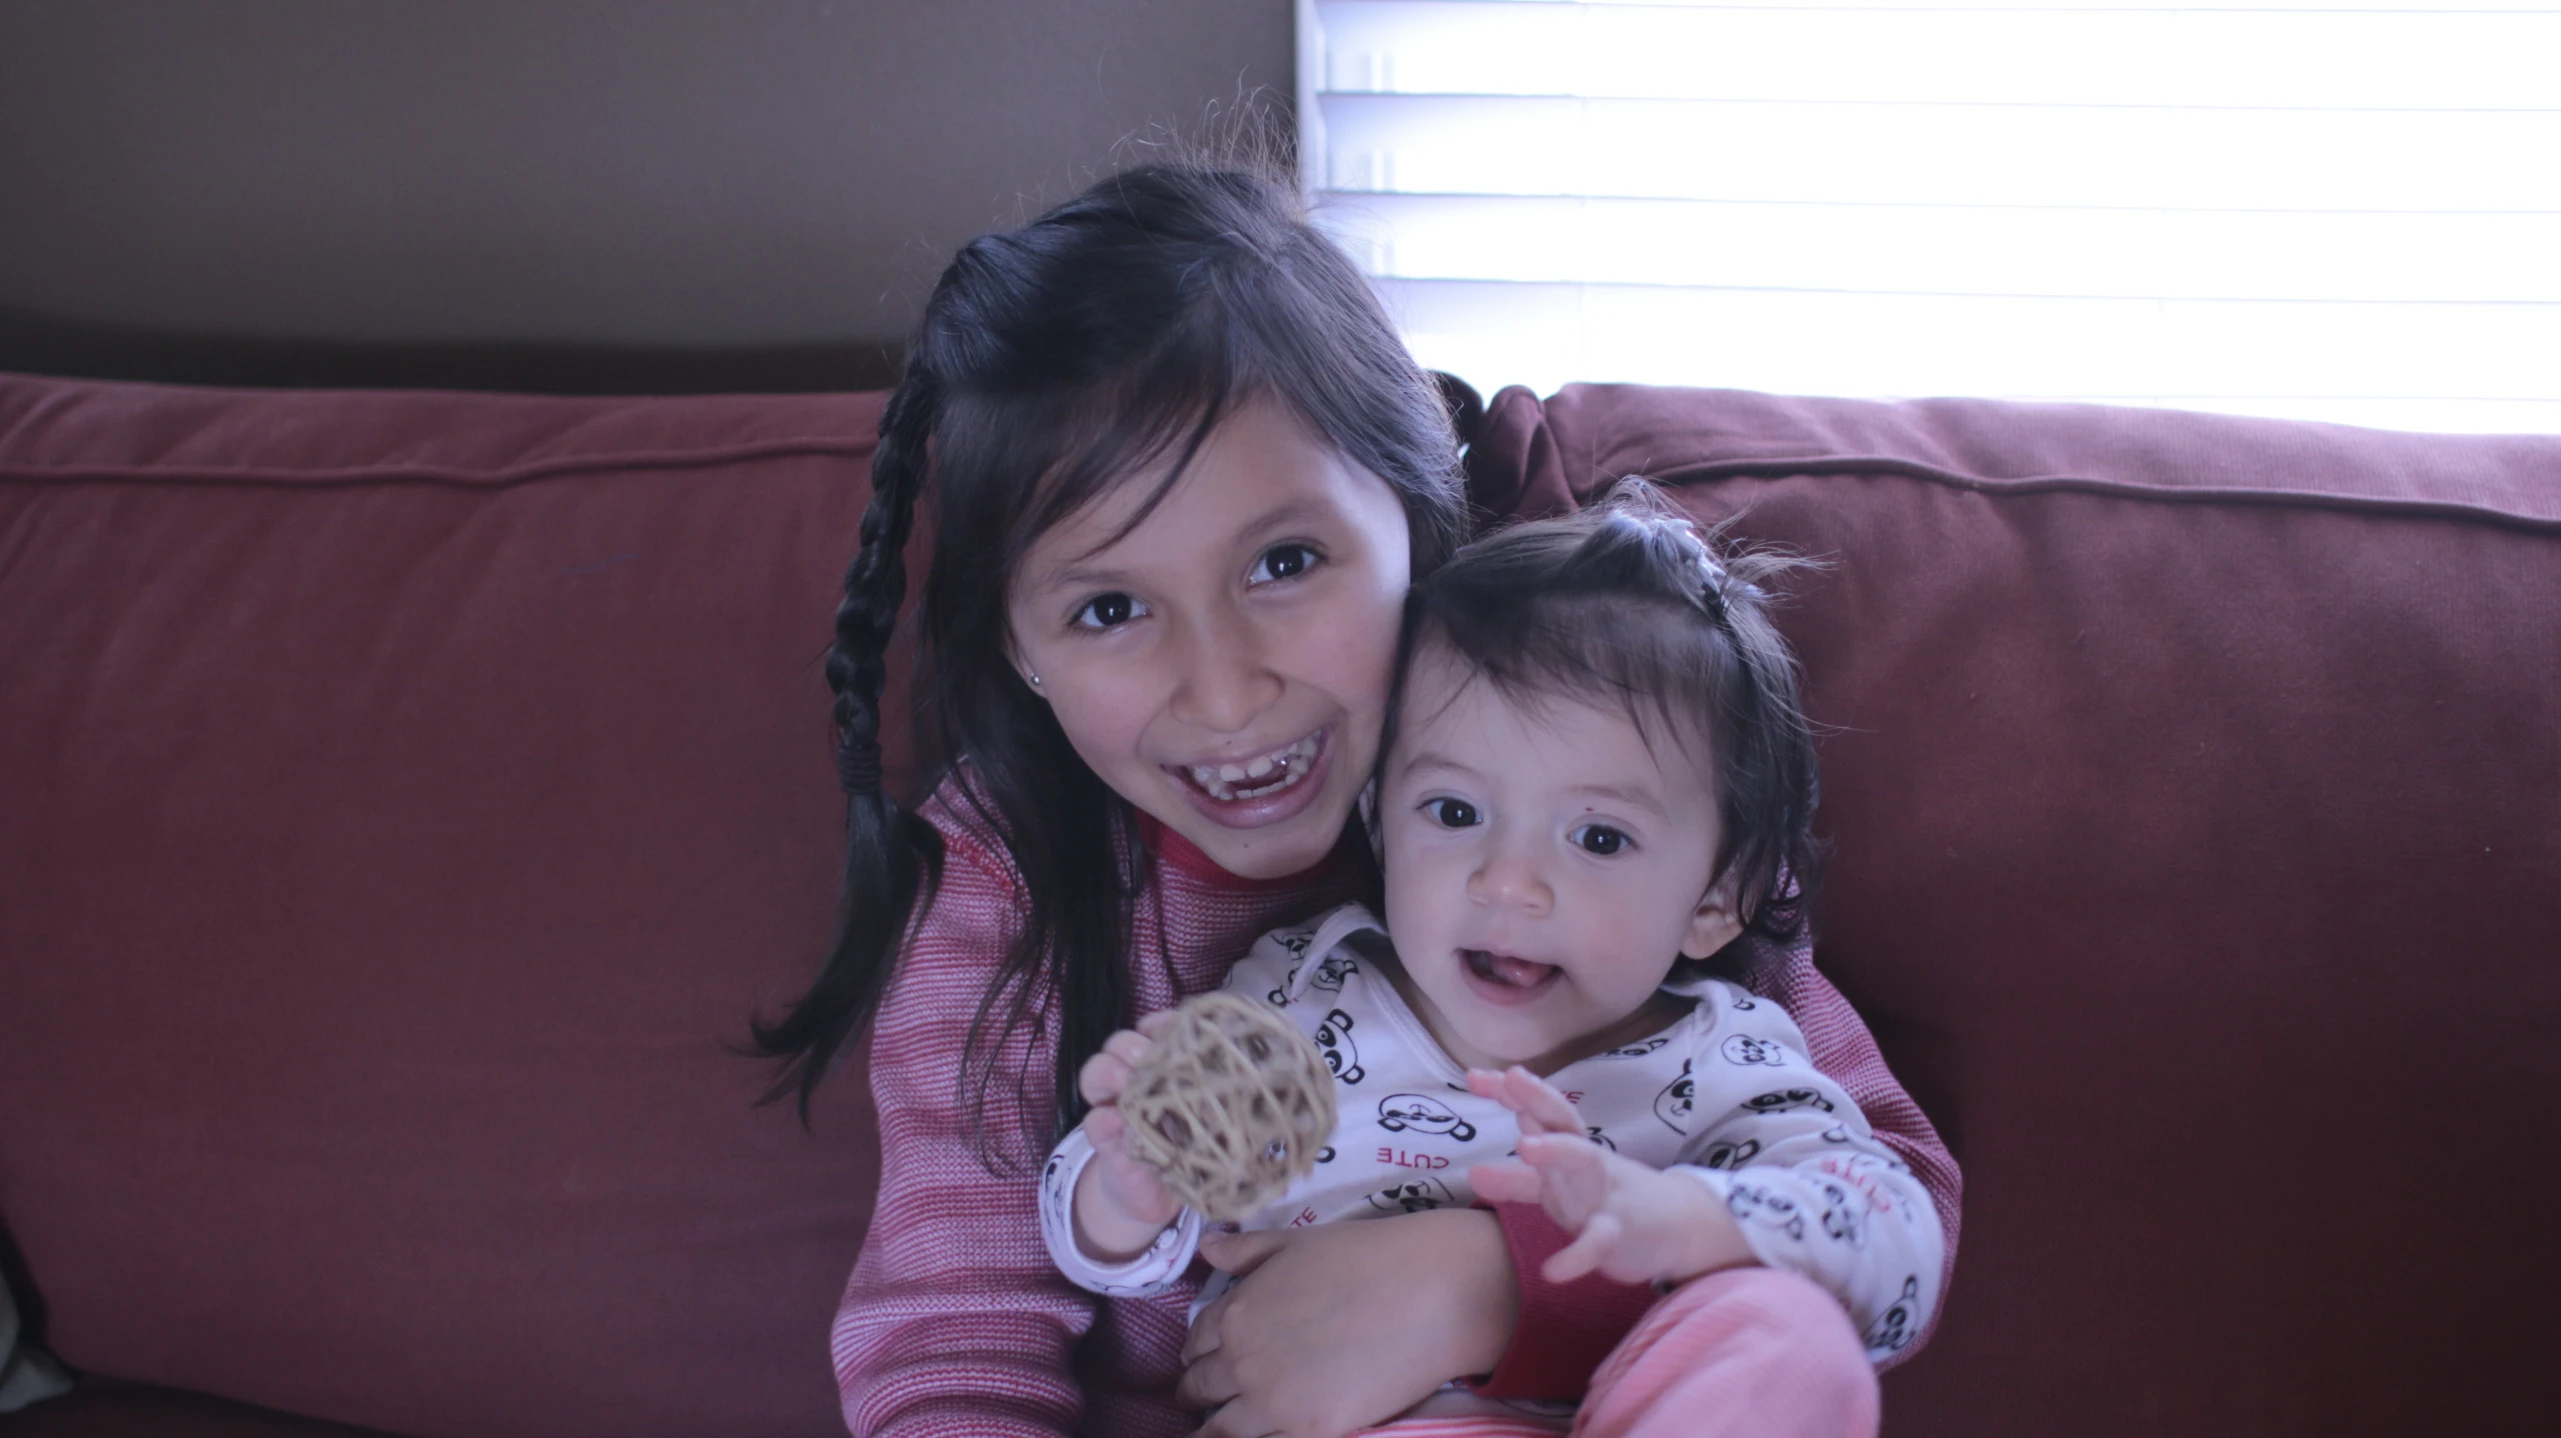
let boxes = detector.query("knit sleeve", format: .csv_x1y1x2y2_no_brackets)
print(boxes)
1744,934,1963,1367
829,806,1093,1438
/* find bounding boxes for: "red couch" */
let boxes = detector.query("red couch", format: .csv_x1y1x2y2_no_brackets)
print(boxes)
3,370,2556,1437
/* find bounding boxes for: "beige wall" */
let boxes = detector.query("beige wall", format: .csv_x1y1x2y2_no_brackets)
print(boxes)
0,0,1294,351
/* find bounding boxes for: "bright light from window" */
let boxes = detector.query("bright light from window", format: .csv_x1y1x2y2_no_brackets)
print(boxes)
1301,0,2561,434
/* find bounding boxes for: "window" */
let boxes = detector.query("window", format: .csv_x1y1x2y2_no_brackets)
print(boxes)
1299,0,2561,433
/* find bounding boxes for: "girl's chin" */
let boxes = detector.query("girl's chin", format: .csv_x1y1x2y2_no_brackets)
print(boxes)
1156,778,1356,880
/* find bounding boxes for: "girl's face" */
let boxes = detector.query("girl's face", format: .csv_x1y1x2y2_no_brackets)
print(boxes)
1006,398,1412,880
1377,645,1744,1075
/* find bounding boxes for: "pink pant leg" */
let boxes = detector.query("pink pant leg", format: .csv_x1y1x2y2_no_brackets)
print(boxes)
1348,1269,1874,1438
1568,1268,1878,1438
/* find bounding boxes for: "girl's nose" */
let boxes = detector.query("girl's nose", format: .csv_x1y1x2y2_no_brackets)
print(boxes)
1169,616,1283,734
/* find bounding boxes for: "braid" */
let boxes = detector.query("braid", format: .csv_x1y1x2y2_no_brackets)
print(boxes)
749,362,948,1120
831,371,937,783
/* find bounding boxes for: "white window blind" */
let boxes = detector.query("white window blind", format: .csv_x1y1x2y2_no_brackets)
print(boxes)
1297,0,2561,434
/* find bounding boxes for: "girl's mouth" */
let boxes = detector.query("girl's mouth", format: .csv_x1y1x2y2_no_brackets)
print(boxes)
1174,730,1324,803
1463,948,1561,997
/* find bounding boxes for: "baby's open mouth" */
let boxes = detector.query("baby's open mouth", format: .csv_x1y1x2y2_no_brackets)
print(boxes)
1174,730,1323,803
1465,949,1560,991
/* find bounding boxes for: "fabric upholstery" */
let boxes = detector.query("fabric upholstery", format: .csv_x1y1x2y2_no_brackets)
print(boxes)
0,375,890,1438
5,370,2557,1437
1464,384,2561,1437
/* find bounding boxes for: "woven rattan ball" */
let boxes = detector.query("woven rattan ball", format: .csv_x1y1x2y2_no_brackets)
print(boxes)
1118,992,1338,1223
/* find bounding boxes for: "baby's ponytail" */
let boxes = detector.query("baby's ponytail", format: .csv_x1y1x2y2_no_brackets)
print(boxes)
750,361,948,1120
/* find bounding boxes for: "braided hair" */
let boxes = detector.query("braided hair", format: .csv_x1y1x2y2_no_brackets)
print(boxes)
751,159,1468,1157
1380,481,1825,973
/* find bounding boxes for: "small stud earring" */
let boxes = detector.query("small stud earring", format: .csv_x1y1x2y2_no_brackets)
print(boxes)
1028,671,1043,688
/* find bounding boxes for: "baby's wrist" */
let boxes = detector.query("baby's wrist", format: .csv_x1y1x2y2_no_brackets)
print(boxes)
1072,1159,1174,1262
1659,1168,1757,1284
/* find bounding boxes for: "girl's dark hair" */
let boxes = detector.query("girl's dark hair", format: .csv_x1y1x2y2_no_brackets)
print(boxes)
1381,481,1823,972
750,155,1468,1155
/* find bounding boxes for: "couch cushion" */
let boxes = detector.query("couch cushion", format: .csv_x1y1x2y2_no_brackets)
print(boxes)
1467,385,2561,1437
0,374,889,1438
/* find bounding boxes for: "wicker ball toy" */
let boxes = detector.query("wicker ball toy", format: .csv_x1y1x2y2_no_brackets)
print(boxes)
1117,992,1338,1223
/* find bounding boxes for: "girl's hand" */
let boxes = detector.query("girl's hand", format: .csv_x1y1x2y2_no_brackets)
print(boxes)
1181,1208,1517,1438
1466,1066,1757,1287
1072,1015,1182,1261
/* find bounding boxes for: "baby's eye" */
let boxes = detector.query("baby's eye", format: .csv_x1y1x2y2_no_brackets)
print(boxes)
1072,592,1148,630
1421,797,1481,829
1570,824,1632,856
1248,543,1320,586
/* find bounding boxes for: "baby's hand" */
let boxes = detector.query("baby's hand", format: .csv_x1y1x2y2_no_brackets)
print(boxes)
1073,1014,1183,1262
1466,1066,1748,1288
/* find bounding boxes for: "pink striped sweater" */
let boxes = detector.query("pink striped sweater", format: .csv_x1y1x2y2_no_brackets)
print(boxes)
832,782,1962,1437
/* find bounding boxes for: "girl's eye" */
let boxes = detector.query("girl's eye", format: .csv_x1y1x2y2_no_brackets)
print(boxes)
1422,797,1481,829
1072,592,1147,630
1248,543,1319,586
1571,824,1632,856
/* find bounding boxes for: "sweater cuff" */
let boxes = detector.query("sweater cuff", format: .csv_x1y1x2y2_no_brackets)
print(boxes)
1470,1203,1659,1401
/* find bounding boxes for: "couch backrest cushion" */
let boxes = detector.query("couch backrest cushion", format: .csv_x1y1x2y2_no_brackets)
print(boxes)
0,374,890,1438
1466,385,2561,1438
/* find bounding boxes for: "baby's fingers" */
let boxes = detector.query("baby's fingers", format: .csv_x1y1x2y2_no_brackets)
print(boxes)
1076,1050,1132,1105
1541,1211,1623,1285
1517,1133,1611,1223
1077,1029,1157,1104
1466,1065,1582,1136
1467,1157,1545,1207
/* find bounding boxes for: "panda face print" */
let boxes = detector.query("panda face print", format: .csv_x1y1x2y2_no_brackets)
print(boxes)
1271,950,1359,1007
1741,1088,1834,1117
1314,1008,1365,1084
1654,1060,1694,1134
1720,1034,1787,1067
1724,1181,1806,1242
1377,1093,1476,1141
1602,1035,1672,1060
1366,1176,1458,1214
1863,1276,1920,1353
1815,1179,1867,1247
1697,1137,1761,1170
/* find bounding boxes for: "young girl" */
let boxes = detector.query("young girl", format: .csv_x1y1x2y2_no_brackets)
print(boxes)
1044,495,1938,1434
753,153,1959,1438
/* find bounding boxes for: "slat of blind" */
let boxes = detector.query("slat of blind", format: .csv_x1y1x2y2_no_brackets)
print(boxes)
1378,278,2561,403
1319,95,2561,211
1315,2,2561,432
1316,1,2561,110
1326,194,2561,302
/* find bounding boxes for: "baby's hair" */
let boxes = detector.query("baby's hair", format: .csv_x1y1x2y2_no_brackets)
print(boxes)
1382,481,1823,965
751,142,1469,1151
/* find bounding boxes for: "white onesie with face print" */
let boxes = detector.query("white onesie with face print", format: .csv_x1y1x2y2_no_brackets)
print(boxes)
1039,903,1943,1366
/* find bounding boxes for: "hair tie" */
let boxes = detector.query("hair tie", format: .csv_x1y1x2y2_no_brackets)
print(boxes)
835,738,884,795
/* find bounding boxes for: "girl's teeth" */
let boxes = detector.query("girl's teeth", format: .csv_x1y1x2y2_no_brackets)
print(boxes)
1182,732,1322,802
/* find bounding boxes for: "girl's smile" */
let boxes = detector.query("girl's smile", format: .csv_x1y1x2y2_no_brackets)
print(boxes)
1006,398,1412,879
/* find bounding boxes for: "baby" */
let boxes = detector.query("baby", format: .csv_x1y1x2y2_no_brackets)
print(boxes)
1038,486,1944,1420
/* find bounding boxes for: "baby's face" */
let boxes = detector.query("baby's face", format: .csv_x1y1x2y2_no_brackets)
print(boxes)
1377,646,1742,1074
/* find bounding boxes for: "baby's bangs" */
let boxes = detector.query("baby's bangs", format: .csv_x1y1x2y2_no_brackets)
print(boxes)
1425,597,1732,777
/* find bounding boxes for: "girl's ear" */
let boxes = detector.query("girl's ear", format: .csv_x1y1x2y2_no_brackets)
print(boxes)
1678,871,1746,960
